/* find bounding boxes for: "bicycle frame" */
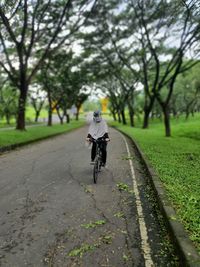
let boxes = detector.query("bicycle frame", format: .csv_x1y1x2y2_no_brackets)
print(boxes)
91,138,105,183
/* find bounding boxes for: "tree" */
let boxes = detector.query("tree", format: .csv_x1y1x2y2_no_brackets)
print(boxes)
36,56,66,126
0,83,18,124
129,0,200,136
79,0,135,125
88,0,200,134
37,48,91,125
28,86,46,123
172,63,200,118
0,0,96,130
74,93,89,120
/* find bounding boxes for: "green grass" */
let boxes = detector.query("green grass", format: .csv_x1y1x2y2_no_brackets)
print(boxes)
0,120,85,147
0,106,47,128
110,115,200,251
26,106,47,120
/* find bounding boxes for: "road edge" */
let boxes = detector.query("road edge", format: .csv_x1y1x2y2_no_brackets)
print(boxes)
114,127,200,267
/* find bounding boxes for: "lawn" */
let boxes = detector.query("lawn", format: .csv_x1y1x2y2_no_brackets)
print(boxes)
0,106,47,128
110,114,200,251
0,120,85,147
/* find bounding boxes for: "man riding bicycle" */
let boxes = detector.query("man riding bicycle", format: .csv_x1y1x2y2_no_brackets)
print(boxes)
86,110,110,166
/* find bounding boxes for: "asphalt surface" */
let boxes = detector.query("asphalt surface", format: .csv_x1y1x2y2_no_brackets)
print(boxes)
0,126,179,267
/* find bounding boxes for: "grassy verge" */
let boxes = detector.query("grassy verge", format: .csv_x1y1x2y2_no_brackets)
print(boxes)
0,120,85,147
0,121,44,128
109,117,200,252
0,106,47,128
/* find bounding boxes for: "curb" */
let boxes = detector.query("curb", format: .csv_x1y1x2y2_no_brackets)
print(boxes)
0,125,85,154
114,127,200,267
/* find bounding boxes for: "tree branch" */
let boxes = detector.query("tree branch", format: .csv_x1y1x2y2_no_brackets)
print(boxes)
0,7,19,46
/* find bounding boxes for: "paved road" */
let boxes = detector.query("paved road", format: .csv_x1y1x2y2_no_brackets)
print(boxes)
0,127,179,267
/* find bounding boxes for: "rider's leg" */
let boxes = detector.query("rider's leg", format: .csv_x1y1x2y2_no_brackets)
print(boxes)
101,143,107,165
91,142,96,161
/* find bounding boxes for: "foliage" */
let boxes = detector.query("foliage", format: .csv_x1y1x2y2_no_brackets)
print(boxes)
68,243,98,258
117,182,134,194
82,99,101,112
172,63,200,118
25,106,47,121
36,50,90,124
80,0,200,135
28,86,47,122
0,83,18,124
114,212,125,218
81,220,106,229
0,0,96,129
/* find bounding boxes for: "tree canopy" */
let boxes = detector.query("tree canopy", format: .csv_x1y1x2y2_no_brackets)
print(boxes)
0,0,199,135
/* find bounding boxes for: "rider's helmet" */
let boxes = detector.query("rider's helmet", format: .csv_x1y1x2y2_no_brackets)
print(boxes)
93,110,102,123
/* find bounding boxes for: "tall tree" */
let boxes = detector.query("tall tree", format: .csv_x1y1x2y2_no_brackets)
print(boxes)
0,83,18,124
128,0,200,136
172,63,200,118
28,86,46,123
0,0,96,130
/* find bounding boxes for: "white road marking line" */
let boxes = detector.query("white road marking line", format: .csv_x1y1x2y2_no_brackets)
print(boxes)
121,133,154,267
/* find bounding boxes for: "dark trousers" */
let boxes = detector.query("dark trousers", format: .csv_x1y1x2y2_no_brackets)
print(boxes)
91,142,107,164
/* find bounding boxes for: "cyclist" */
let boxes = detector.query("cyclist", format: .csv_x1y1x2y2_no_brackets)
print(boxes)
86,110,110,166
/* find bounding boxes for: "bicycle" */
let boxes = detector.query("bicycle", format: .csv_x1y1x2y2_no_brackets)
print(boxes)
90,137,105,184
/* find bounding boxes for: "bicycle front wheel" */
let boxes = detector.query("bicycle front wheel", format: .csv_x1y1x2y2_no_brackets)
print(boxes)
93,160,99,183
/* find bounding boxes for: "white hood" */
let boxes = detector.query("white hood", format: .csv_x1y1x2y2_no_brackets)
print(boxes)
88,119,108,139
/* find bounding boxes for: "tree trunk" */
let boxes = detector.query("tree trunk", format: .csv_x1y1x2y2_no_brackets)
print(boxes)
47,91,52,126
117,111,121,123
162,105,171,137
121,109,127,125
143,98,155,129
48,108,52,126
35,111,40,122
5,113,10,124
143,109,151,128
185,110,190,120
56,107,64,125
127,101,134,127
112,111,116,121
75,105,80,121
66,114,70,123
172,107,177,118
16,87,27,130
129,110,134,127
76,112,79,121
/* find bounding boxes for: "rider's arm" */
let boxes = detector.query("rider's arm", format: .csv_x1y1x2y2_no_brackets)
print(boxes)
103,133,110,141
103,120,110,141
103,133,109,139
86,133,92,142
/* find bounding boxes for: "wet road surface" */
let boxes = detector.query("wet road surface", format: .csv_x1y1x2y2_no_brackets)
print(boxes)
0,126,179,266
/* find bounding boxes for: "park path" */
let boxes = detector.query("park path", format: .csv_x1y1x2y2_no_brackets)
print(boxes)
0,126,179,267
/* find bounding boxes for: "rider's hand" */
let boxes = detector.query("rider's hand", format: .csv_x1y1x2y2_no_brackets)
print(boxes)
105,138,110,142
86,137,90,142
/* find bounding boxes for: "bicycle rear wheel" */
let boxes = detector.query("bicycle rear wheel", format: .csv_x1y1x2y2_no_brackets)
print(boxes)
93,160,99,183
